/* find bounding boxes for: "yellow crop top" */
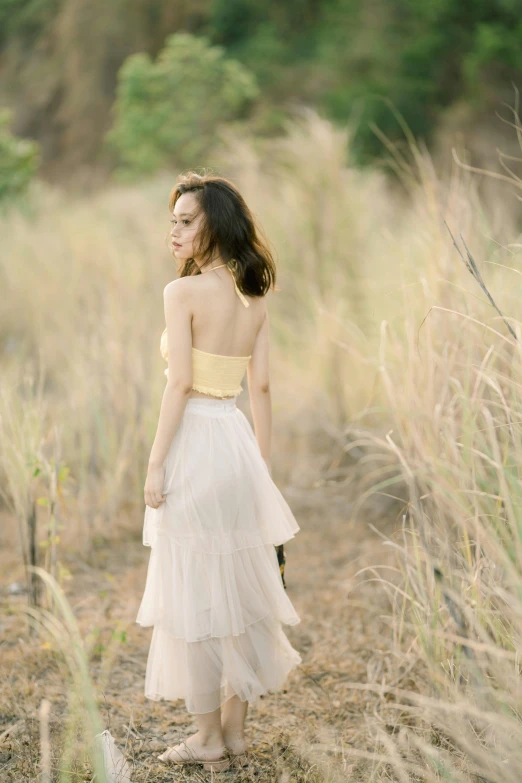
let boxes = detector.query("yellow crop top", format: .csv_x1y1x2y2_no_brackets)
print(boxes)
160,263,252,398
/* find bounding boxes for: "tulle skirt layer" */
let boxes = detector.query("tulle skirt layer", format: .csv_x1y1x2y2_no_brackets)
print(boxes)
136,396,302,714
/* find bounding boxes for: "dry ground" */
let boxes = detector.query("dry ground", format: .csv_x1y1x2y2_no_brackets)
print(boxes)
0,479,400,782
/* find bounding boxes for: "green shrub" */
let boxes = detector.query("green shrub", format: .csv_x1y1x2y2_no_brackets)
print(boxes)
105,32,259,178
0,109,40,203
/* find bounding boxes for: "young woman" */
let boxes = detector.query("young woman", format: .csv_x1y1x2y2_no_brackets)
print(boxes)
136,172,302,773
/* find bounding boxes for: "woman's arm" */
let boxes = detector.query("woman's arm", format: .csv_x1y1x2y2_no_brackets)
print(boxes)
247,307,272,474
145,279,193,508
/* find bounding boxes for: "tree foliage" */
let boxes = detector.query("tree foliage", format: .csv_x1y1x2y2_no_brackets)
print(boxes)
207,0,522,162
105,32,259,178
1,0,521,174
0,0,61,46
0,109,40,203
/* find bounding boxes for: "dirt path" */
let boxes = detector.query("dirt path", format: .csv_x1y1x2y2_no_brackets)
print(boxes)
0,485,398,782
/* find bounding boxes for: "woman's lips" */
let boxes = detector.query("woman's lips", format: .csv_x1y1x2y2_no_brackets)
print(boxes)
172,242,182,248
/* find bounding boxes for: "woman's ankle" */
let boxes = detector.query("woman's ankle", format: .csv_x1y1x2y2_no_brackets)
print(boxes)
222,729,247,748
222,728,245,740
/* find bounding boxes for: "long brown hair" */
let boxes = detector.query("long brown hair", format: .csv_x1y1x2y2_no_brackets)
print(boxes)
167,171,276,297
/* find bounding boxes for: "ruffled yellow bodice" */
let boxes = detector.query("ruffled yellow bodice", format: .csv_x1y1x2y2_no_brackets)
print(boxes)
160,328,251,398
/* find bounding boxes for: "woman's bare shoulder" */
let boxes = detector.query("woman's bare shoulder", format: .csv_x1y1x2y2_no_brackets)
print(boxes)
164,276,193,294
164,277,202,314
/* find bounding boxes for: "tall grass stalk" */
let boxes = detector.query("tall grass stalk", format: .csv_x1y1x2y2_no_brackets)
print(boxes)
341,119,522,780
0,371,73,616
22,566,116,783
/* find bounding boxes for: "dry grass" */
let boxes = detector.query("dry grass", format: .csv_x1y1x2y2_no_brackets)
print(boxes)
0,486,399,782
1,106,522,780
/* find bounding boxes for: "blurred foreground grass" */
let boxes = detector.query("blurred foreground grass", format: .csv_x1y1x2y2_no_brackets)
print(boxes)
1,109,522,781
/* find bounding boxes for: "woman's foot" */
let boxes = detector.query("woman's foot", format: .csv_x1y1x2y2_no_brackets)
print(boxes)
158,731,226,763
223,733,249,756
221,693,249,760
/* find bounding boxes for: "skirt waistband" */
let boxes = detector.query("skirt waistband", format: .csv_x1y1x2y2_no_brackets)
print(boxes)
184,396,238,416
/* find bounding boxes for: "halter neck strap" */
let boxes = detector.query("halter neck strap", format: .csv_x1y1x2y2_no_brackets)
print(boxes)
201,262,250,307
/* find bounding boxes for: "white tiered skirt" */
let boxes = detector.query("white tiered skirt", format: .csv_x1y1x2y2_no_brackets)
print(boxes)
136,396,302,714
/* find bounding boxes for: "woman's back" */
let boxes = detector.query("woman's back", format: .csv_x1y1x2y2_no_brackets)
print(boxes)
161,264,269,398
190,265,266,358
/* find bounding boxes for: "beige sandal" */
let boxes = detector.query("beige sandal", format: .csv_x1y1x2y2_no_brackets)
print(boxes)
230,750,250,768
157,740,232,772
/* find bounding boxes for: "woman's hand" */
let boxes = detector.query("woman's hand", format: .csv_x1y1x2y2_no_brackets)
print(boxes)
144,463,166,509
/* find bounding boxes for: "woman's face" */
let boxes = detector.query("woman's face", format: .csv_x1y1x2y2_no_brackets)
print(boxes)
169,192,205,266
